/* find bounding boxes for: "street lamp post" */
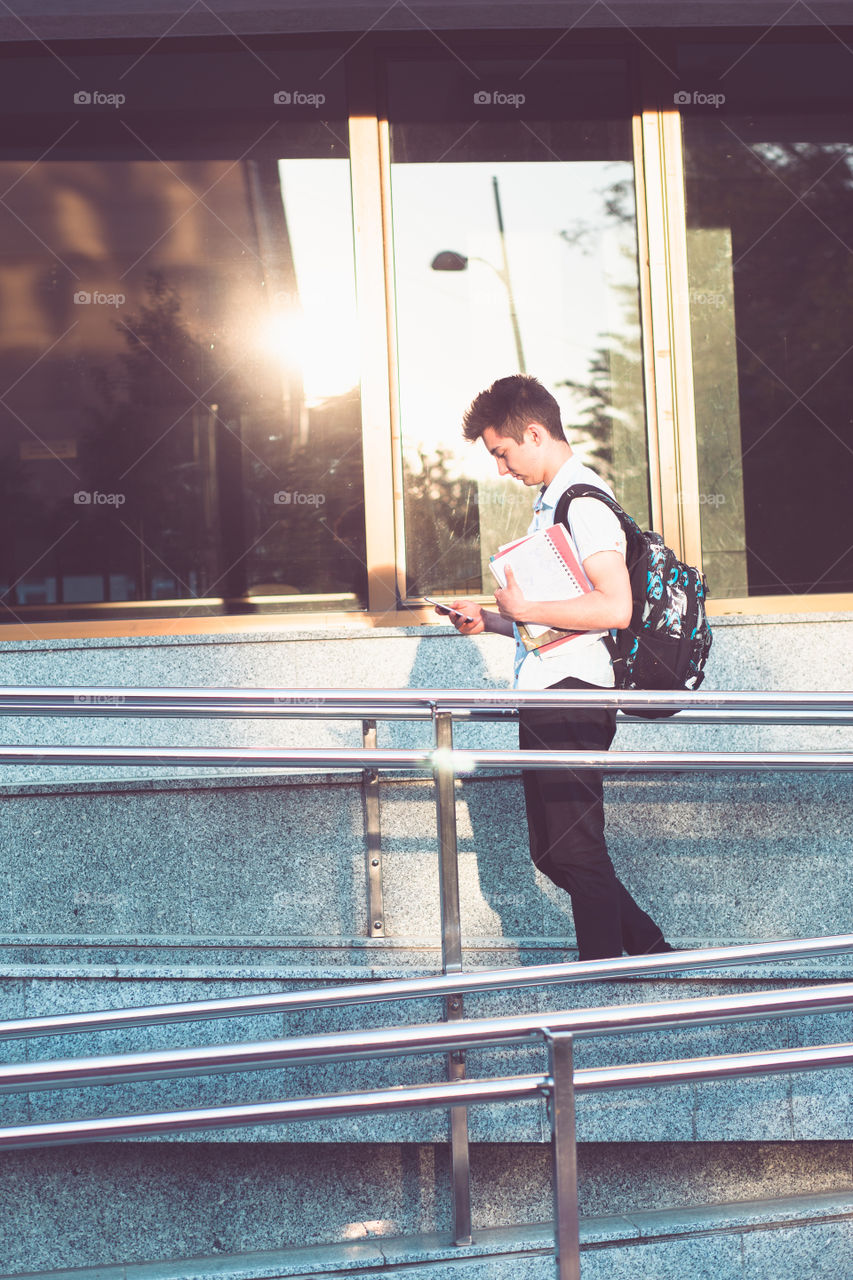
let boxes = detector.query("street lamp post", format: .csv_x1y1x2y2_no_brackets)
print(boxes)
430,175,527,373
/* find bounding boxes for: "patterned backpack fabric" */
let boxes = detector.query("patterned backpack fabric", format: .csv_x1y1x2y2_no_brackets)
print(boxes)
553,484,712,703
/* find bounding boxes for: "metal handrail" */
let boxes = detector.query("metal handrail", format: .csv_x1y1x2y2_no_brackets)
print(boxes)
3,1038,852,1152
0,1073,546,1148
1,746,852,770
3,933,852,1042
1,686,853,718
2,1024,853,1280
4,977,853,1094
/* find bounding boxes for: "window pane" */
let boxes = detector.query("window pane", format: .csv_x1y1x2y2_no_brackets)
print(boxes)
388,54,649,598
0,45,366,623
681,42,853,598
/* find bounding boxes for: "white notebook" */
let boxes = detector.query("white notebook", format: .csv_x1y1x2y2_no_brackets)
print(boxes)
489,523,604,653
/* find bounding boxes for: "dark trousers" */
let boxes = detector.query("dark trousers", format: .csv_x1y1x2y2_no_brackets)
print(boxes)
519,676,667,961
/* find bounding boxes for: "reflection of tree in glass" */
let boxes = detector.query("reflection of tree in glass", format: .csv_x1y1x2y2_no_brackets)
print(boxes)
557,173,649,521
78,272,368,605
558,171,635,248
560,350,615,480
243,386,367,600
405,446,482,595
558,271,647,492
685,136,853,594
79,272,226,599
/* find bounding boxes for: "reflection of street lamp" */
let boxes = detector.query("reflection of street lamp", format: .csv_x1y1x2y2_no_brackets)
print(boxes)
430,175,527,373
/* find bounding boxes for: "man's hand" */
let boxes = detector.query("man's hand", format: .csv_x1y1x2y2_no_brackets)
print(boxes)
491,550,632,633
434,599,515,638
447,600,485,635
494,565,529,622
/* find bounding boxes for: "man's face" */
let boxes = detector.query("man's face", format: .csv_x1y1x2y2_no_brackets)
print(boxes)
481,425,545,486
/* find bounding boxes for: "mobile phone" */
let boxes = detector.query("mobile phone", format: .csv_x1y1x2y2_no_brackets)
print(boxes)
422,596,475,624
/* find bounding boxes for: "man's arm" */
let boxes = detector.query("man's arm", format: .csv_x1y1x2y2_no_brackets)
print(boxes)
494,550,632,631
481,609,515,637
438,600,515,637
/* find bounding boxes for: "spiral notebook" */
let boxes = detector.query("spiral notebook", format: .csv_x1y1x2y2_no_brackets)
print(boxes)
489,523,603,654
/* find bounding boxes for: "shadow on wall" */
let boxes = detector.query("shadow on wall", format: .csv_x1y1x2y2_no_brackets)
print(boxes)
405,632,575,948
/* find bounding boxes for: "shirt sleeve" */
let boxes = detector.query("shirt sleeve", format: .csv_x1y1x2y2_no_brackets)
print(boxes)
565,496,627,565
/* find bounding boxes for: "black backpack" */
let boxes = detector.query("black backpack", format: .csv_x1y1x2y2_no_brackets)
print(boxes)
554,484,712,711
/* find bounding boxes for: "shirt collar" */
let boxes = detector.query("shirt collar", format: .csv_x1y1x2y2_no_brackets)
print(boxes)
536,454,585,514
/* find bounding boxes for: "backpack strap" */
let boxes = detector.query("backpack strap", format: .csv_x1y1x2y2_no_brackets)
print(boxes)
552,483,642,547
551,483,641,674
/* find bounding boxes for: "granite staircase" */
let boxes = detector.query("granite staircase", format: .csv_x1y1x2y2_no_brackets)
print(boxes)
2,754,853,1279
0,619,852,1278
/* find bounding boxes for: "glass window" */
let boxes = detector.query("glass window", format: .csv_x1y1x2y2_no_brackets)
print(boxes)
0,43,366,623
387,53,650,599
681,41,853,599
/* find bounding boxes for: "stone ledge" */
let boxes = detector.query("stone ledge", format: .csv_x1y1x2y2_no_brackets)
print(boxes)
0,770,366,798
0,610,851,654
0,624,456,654
4,1189,853,1280
1,939,851,979
3,962,853,982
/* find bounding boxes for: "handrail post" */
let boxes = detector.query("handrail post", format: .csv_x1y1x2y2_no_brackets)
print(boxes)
433,710,463,974
433,708,472,1246
361,719,385,938
545,1031,581,1280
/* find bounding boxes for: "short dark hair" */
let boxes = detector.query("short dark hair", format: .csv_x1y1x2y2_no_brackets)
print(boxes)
461,375,565,444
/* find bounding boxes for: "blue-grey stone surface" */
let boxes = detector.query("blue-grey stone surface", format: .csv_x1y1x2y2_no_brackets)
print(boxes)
2,1143,853,1277
741,1215,853,1279
581,1233,743,1280
1,782,368,940
0,612,851,957
3,764,853,950
0,613,852,1271
0,978,28,1127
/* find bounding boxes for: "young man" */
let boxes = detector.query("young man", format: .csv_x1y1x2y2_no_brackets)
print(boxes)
447,375,673,961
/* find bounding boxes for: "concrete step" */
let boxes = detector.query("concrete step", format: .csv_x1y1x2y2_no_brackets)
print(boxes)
0,765,850,947
3,1187,853,1279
